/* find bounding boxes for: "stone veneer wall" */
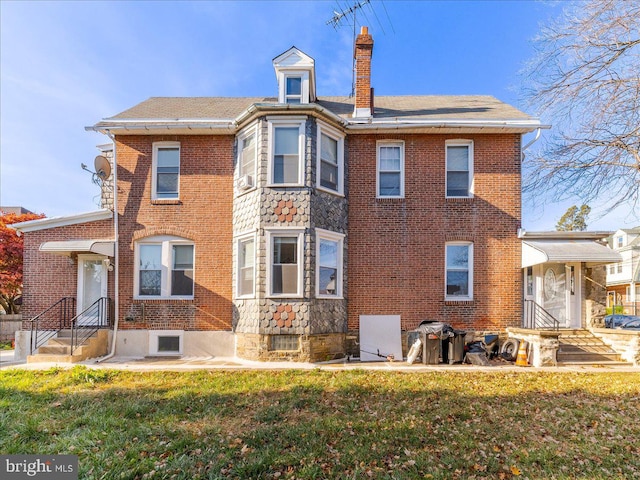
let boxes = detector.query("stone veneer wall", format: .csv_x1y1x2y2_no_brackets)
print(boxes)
233,116,348,360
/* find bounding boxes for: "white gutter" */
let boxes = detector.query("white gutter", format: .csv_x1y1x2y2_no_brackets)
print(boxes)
97,130,119,363
346,118,548,130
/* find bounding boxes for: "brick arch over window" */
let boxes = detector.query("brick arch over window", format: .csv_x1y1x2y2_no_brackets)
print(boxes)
131,226,197,246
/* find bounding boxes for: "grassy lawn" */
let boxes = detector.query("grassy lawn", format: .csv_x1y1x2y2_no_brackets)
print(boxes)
1,367,639,479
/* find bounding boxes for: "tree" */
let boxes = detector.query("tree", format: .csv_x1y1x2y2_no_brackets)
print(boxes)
0,212,45,314
522,0,640,215
556,204,591,231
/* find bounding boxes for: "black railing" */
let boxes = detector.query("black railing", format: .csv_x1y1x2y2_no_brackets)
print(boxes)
71,297,112,355
523,299,560,330
30,297,76,354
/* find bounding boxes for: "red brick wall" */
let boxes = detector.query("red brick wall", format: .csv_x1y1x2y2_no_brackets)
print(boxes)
347,133,522,331
21,219,114,329
115,135,233,331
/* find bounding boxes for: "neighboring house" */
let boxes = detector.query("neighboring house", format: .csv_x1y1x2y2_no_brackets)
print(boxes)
606,227,640,315
1,206,34,215
520,230,621,329
14,28,546,362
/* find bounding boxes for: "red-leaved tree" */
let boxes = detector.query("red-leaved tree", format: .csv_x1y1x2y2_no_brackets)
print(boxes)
0,212,45,314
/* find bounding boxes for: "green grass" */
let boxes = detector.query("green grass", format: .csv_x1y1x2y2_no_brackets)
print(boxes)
0,340,13,350
1,367,639,479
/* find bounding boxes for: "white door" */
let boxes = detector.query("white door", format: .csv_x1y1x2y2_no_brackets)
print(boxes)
77,255,108,326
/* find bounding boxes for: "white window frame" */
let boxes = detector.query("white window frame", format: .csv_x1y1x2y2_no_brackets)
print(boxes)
152,141,181,200
149,330,184,356
266,228,305,298
617,236,624,248
315,228,345,299
237,125,258,188
316,122,345,196
134,235,195,300
376,140,405,198
445,242,473,301
267,117,306,187
236,232,256,299
445,139,474,198
278,71,310,104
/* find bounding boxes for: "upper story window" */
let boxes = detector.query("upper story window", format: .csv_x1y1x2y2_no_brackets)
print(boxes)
445,242,473,300
267,229,304,298
152,142,180,200
136,236,194,299
617,236,624,248
316,229,344,298
446,140,473,198
377,141,404,198
237,235,255,298
237,128,257,190
269,119,305,186
317,123,344,195
285,76,302,104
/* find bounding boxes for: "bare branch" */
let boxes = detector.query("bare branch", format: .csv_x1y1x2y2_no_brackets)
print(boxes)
521,0,640,216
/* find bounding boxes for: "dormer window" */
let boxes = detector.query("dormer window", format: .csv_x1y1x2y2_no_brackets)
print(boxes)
285,76,302,104
273,47,316,104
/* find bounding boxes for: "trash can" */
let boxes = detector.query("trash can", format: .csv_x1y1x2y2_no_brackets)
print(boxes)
424,334,440,365
448,332,466,364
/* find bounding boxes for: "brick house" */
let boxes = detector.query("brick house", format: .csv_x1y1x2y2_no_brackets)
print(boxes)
14,27,545,362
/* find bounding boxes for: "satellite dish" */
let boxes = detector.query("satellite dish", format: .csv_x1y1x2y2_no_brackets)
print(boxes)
94,155,111,180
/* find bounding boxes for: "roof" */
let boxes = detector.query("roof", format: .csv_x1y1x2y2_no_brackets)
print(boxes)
518,230,613,241
88,95,543,135
10,210,112,233
522,240,622,268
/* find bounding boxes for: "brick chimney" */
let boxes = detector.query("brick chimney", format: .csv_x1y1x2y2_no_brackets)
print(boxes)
353,26,373,118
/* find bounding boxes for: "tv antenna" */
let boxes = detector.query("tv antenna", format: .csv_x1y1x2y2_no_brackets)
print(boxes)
327,0,394,96
81,155,112,186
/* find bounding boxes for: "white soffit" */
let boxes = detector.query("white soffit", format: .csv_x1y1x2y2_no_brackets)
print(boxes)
522,240,622,268
40,240,115,257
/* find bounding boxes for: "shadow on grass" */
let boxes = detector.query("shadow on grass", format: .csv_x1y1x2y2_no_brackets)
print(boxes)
1,368,639,479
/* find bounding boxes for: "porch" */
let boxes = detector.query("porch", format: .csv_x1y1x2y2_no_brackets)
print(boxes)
17,296,113,363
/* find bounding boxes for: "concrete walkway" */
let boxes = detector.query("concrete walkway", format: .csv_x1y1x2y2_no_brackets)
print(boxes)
2,350,639,373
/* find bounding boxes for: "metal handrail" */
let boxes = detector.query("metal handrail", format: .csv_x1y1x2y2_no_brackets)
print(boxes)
70,297,112,354
30,297,76,354
523,299,560,330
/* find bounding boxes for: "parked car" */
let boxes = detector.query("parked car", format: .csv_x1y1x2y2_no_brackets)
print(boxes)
617,318,640,331
604,314,640,328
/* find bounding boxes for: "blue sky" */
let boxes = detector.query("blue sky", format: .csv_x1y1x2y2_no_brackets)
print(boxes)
0,0,636,230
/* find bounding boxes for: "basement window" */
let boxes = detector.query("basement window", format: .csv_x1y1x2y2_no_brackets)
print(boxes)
149,330,183,356
270,335,300,351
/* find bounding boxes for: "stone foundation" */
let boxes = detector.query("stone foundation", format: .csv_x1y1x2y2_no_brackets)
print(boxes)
507,328,560,367
235,332,345,362
592,328,640,366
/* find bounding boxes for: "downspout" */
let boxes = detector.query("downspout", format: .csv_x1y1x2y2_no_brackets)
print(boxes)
521,127,541,162
98,130,119,363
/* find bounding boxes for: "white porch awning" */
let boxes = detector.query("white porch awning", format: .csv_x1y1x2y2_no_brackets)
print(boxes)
522,240,621,268
39,240,115,257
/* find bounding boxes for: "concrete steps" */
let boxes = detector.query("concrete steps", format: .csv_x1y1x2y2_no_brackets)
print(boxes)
557,330,631,366
27,329,109,363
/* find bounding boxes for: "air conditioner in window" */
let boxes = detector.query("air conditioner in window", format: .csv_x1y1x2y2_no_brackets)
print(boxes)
237,174,254,190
